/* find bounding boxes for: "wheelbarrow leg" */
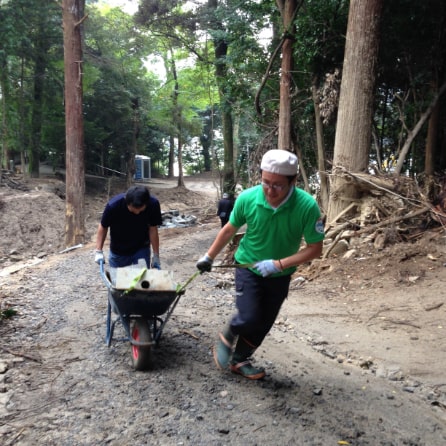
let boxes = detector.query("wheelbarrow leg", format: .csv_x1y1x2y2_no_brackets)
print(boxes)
153,293,182,344
105,296,113,347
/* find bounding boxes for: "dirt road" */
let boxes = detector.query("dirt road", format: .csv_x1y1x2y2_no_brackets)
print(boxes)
0,176,445,445
1,225,445,445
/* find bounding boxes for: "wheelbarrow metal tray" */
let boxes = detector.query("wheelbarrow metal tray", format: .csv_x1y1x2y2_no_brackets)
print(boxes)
110,288,178,318
108,268,179,318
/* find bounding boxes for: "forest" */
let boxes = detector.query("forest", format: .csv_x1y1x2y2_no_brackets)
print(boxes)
1,0,446,238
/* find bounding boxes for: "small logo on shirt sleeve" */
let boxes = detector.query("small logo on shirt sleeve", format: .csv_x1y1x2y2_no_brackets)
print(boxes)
315,218,325,234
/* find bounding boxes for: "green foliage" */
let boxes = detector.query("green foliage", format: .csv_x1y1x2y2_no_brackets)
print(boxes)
284,0,349,176
0,0,62,168
83,6,162,174
375,0,446,174
0,307,17,321
294,0,348,76
1,0,445,181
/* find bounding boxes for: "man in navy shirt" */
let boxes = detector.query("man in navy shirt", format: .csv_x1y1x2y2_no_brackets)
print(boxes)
217,193,234,227
94,185,162,269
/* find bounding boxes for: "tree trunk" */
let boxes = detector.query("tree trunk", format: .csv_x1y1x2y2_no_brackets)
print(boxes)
209,0,235,195
312,77,329,213
424,96,439,176
177,131,185,187
233,111,240,176
19,57,28,177
221,109,235,193
30,20,49,179
169,55,185,187
425,3,446,177
327,0,383,223
200,107,213,172
0,54,10,170
276,0,297,151
293,141,310,191
63,0,86,247
168,135,175,178
126,97,139,188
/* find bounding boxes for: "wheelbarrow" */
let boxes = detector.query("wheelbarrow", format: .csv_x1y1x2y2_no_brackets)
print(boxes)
99,261,186,371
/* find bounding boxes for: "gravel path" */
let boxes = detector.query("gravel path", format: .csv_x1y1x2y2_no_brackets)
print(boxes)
1,223,445,445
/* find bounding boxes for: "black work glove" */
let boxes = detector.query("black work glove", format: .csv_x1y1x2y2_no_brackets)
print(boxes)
196,254,213,273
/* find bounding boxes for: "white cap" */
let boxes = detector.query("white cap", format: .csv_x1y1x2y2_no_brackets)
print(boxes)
222,193,229,198
260,150,298,176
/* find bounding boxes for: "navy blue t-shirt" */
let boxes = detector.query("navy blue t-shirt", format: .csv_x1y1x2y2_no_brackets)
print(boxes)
100,193,162,255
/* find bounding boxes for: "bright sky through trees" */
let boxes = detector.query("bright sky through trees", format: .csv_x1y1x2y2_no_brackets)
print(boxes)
98,0,139,14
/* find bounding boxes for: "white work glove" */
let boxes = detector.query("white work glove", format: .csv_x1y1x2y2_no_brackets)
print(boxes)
94,249,105,264
254,260,280,277
151,253,161,270
196,254,213,273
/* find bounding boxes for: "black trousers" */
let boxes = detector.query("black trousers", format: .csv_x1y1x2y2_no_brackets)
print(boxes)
230,268,291,347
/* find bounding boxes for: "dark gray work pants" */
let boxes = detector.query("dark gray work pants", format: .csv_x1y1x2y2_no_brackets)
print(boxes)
230,267,291,347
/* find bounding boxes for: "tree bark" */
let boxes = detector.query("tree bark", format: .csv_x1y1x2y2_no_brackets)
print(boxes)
0,53,10,170
424,97,439,176
170,56,185,187
30,19,49,179
327,0,383,223
168,135,175,178
127,97,139,188
276,0,297,151
209,0,235,195
312,77,329,212
63,0,86,247
177,132,185,187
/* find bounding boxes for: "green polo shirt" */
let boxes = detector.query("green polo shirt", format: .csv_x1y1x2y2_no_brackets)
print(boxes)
230,185,325,277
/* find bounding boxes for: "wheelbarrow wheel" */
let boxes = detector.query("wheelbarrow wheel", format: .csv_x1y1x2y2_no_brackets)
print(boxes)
131,319,153,371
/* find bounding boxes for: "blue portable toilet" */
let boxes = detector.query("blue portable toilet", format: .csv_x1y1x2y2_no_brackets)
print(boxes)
134,155,151,181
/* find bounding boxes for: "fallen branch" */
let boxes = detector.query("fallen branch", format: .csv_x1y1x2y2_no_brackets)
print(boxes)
180,329,199,340
325,221,355,241
0,172,29,191
322,229,345,260
350,206,430,237
424,302,444,311
340,169,422,206
59,243,83,254
383,319,421,329
5,427,26,446
326,202,357,227
323,208,429,257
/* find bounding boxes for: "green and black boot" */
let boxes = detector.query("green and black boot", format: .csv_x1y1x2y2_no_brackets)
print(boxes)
213,325,235,370
230,336,266,380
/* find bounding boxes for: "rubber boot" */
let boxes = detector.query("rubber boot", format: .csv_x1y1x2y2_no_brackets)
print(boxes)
213,325,235,370
230,336,266,380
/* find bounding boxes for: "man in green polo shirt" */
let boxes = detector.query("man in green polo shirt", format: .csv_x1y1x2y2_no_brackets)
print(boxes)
196,149,325,380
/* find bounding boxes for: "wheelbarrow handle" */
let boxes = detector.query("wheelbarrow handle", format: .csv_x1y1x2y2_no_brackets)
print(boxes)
176,270,201,295
212,262,256,269
99,260,112,288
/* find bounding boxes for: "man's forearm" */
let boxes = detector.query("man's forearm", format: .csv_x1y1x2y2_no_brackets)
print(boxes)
207,223,238,259
279,241,323,269
95,224,108,250
149,227,160,254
